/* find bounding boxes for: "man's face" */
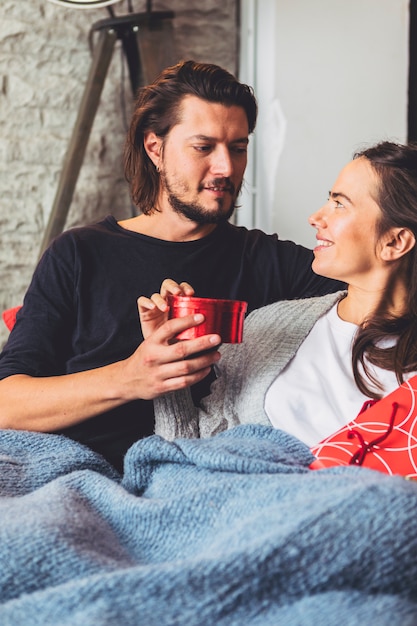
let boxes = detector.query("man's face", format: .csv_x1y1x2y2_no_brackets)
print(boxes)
158,95,249,224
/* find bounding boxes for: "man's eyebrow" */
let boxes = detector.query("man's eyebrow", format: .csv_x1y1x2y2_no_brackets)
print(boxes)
188,134,249,144
329,190,353,204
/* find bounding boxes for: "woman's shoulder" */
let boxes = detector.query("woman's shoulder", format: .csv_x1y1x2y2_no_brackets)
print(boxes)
247,291,346,324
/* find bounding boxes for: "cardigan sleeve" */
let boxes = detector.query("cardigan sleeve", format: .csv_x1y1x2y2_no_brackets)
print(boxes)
153,341,246,440
153,292,345,441
153,388,199,440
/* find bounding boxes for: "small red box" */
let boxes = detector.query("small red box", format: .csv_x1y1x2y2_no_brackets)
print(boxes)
310,375,417,478
167,295,247,343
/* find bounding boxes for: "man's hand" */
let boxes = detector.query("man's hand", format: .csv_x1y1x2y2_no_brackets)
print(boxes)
138,279,195,339
122,313,221,400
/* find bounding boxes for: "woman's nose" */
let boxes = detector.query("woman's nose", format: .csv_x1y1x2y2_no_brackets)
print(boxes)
308,205,326,227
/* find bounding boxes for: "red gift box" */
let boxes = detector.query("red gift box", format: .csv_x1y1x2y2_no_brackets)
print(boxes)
310,375,417,478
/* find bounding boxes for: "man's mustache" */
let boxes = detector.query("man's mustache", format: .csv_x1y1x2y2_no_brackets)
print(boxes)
199,178,235,195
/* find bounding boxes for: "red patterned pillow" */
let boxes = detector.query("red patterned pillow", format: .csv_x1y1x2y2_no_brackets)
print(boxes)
310,375,417,478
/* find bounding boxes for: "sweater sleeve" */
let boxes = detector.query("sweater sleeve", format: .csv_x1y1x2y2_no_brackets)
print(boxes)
153,293,346,441
153,388,200,440
153,340,247,441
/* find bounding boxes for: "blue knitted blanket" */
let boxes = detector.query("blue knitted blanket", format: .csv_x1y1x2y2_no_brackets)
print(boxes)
0,424,417,626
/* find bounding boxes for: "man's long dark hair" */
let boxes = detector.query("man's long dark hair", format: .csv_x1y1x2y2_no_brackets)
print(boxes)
124,60,257,215
351,141,417,397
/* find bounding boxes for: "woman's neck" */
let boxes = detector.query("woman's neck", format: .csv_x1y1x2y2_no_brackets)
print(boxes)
337,282,408,326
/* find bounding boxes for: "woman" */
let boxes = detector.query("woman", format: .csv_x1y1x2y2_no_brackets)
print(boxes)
138,141,417,444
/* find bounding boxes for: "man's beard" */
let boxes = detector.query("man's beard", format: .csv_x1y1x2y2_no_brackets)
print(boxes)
162,173,239,225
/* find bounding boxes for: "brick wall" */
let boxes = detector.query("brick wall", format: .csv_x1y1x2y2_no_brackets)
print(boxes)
0,0,238,346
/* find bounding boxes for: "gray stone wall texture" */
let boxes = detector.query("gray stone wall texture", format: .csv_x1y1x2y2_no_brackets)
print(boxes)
0,0,238,347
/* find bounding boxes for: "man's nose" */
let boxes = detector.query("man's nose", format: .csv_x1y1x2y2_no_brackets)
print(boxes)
211,146,233,177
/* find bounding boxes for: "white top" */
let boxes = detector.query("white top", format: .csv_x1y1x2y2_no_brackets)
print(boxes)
264,303,411,446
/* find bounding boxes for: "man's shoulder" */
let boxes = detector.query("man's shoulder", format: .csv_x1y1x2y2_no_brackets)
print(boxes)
59,216,116,240
222,221,277,242
222,222,313,262
47,216,120,251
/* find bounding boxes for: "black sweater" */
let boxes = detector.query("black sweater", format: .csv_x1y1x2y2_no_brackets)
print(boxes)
0,216,344,470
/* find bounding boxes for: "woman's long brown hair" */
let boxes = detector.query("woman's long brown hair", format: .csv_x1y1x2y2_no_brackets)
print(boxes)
351,142,417,397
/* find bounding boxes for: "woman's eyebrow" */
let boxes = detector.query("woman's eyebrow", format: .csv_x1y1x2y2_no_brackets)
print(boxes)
329,190,353,204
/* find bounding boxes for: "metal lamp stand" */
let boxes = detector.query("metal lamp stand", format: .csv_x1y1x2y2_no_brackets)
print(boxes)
39,10,176,258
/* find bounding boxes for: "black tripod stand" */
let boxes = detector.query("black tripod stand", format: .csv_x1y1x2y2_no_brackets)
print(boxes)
39,9,176,258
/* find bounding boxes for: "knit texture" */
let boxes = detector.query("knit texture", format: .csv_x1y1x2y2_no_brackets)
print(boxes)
0,424,416,625
155,292,344,440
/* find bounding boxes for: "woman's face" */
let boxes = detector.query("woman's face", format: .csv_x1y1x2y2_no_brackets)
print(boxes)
308,157,384,286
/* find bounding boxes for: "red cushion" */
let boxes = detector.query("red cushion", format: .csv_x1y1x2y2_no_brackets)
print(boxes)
2,305,22,331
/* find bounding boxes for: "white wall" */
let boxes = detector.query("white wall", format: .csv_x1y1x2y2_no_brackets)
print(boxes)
239,0,409,248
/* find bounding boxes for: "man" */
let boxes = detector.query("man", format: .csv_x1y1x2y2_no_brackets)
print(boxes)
0,61,343,471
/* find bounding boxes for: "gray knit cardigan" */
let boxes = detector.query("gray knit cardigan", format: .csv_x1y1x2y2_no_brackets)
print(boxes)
154,291,345,440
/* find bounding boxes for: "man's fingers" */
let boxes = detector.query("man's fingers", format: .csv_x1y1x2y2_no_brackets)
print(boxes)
149,293,169,312
160,279,195,298
137,295,157,315
154,365,214,395
168,335,221,362
145,350,220,397
139,280,196,319
178,281,195,295
160,279,181,298
154,314,221,350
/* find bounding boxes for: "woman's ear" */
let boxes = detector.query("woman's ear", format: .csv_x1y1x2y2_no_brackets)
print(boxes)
381,227,416,261
143,131,163,169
